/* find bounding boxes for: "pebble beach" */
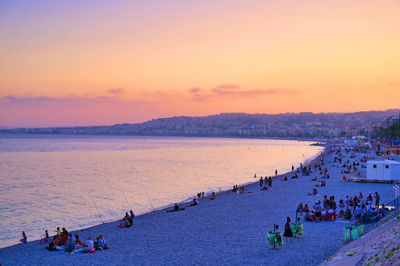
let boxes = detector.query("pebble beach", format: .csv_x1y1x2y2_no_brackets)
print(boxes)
0,146,396,265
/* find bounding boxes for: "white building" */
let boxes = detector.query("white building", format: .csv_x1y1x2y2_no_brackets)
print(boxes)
367,160,400,181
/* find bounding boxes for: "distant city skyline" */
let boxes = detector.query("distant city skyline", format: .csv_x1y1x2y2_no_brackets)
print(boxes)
1,0,400,127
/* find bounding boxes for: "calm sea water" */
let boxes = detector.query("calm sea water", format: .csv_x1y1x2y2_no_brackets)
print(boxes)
0,135,323,248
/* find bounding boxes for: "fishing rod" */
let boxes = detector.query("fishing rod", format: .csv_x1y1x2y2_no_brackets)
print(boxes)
90,196,105,224
117,183,132,210
138,179,155,209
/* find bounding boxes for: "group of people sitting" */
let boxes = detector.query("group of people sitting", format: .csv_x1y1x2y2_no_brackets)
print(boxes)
45,227,108,253
167,191,219,213
120,210,136,228
232,185,247,194
298,191,383,224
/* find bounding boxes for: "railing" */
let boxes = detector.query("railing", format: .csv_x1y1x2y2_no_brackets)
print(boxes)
364,196,400,234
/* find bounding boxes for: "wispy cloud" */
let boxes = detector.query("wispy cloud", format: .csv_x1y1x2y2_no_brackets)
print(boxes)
188,84,301,100
106,88,125,94
1,95,112,106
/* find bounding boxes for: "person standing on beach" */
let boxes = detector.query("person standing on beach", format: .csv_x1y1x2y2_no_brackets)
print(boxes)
374,192,380,208
292,165,294,171
275,169,278,176
268,177,272,188
259,177,263,187
283,217,293,243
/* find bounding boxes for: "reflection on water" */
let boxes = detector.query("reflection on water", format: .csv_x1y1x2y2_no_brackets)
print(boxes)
0,135,323,248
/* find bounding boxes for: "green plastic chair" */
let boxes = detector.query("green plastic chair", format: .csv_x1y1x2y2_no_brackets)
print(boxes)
351,226,359,240
358,224,364,236
344,227,351,242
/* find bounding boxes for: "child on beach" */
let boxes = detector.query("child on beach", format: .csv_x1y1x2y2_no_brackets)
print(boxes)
40,230,50,244
20,231,27,244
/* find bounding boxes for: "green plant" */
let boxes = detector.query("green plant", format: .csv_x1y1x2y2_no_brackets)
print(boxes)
326,257,332,262
347,253,353,257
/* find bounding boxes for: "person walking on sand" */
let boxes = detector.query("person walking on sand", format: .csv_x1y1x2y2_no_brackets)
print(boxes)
20,231,27,244
283,217,293,243
275,169,278,176
292,165,294,171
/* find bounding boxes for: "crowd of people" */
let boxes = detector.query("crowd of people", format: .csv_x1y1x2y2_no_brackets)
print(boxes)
298,191,383,224
41,227,108,253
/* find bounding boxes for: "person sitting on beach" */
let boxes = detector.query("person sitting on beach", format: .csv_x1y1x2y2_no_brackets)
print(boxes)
96,234,108,250
239,187,246,194
291,173,298,179
313,201,322,220
56,227,61,236
210,192,217,200
190,198,199,206
338,199,345,218
46,236,59,251
64,236,75,252
307,188,318,196
40,229,50,244
20,231,27,244
130,210,135,220
74,235,83,248
232,185,238,192
85,236,95,253
327,208,335,221
261,182,269,190
167,203,185,212
60,229,69,245
281,176,288,181
321,208,327,220
344,207,352,220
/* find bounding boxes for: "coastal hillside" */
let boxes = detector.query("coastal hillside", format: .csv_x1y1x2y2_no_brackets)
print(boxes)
1,109,398,138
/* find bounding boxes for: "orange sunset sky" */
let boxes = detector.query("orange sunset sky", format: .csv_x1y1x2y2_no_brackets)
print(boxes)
1,0,400,127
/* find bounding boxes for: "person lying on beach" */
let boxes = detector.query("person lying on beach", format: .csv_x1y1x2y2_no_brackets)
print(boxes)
20,231,27,244
307,188,318,195
210,192,217,200
291,174,298,179
167,203,185,212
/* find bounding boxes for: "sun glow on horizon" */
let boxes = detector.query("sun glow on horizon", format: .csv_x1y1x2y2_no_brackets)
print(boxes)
1,0,400,127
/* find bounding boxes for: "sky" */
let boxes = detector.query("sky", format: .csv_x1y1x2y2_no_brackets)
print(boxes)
1,0,400,127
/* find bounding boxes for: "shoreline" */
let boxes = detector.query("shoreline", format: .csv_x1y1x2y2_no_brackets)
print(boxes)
0,132,327,143
1,143,397,265
0,147,326,250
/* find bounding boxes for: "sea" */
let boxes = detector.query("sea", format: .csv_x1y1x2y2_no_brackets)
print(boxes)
0,135,324,248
